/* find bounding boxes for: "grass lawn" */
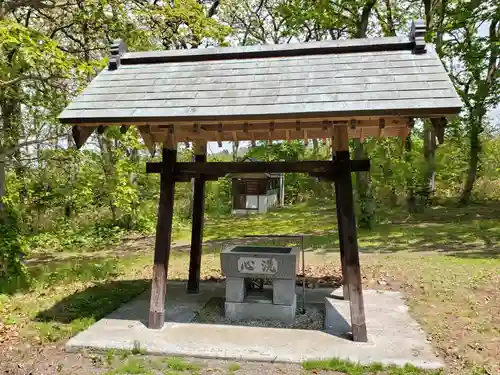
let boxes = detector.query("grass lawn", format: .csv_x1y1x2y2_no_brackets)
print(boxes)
0,199,499,374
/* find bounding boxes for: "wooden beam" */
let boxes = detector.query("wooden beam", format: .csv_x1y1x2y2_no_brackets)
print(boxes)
72,125,97,149
334,150,368,342
148,147,177,329
333,125,349,151
187,142,207,294
164,127,176,150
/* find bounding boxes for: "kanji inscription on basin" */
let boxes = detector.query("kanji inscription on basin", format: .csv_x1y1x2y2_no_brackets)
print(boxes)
238,257,278,274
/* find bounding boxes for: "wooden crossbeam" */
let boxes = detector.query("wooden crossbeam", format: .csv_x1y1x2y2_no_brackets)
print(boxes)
146,159,370,177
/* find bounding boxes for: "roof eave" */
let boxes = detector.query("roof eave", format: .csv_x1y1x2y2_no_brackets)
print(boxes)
58,106,462,126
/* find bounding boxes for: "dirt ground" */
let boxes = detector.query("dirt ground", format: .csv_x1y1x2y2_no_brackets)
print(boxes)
1,346,309,375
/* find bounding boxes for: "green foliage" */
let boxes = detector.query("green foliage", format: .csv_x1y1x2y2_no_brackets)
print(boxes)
0,197,28,294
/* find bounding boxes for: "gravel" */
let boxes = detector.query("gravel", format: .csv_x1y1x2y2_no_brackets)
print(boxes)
193,297,325,330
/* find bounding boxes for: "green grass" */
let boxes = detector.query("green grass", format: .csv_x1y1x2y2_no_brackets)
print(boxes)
302,359,441,375
104,357,156,375
101,356,201,375
228,362,241,373
163,357,201,372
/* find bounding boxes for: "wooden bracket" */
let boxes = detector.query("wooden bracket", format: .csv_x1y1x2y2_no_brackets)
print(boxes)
232,131,239,148
269,121,275,145
378,118,385,137
431,117,446,144
138,126,156,156
350,119,357,130
216,123,223,147
72,125,97,149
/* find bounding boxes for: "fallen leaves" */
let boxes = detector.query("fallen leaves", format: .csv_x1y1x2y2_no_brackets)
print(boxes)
0,322,20,352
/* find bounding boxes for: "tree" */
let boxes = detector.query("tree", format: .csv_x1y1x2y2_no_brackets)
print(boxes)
443,1,500,204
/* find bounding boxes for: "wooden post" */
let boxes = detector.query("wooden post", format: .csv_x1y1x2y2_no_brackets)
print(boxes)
333,126,368,342
187,142,207,294
334,178,349,301
332,126,349,301
148,145,177,329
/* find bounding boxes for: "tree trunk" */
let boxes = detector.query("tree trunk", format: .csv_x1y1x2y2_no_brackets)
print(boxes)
422,120,436,203
98,134,118,223
312,139,319,155
352,0,376,228
0,152,5,220
232,141,239,161
460,122,480,205
354,140,374,229
405,135,417,213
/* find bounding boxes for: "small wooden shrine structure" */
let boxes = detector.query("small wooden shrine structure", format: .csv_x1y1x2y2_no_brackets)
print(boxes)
231,159,284,214
59,20,461,342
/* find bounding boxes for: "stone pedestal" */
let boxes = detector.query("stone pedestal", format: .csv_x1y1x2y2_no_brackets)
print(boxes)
221,245,299,323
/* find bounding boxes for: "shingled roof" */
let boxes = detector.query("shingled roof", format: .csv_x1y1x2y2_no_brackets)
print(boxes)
59,20,461,147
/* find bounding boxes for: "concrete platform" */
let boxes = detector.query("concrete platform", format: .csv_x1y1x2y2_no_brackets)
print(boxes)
65,282,443,369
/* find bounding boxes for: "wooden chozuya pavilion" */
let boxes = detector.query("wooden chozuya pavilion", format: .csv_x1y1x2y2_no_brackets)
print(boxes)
59,20,461,342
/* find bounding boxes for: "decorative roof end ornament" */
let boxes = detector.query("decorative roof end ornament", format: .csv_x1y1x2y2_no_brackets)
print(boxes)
109,39,127,70
410,20,426,55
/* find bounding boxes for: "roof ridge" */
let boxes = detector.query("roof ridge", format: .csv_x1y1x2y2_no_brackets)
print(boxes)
108,20,426,68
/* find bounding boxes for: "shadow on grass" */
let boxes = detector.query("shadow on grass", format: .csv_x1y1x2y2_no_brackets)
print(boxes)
1,256,129,295
35,279,150,325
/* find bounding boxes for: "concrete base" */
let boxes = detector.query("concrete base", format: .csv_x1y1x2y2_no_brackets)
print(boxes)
225,295,296,323
65,282,443,369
